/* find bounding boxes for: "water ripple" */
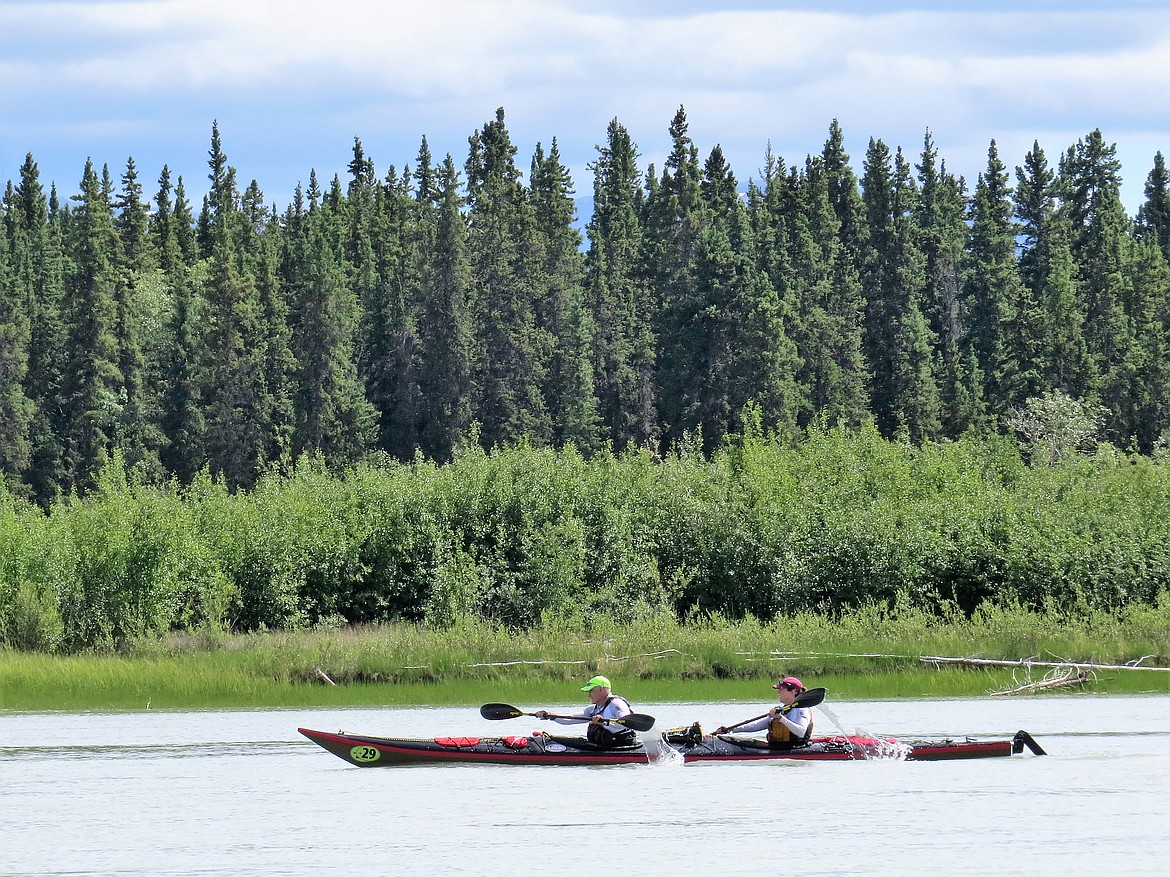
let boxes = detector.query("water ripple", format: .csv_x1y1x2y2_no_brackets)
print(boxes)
0,740,303,762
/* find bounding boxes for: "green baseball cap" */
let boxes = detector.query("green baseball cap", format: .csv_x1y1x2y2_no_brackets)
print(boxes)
581,675,611,691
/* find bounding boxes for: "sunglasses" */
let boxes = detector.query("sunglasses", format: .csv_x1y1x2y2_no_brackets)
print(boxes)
779,682,801,692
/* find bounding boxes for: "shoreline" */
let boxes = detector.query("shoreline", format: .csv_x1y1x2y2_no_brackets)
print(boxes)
3,653,1167,714
5,611,1168,712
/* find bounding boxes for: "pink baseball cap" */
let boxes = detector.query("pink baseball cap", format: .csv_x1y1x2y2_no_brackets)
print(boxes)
773,676,804,691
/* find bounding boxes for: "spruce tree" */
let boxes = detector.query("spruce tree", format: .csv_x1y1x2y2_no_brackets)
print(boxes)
244,180,296,469
697,147,803,445
821,119,868,275
150,163,205,483
344,138,407,457
152,163,204,481
530,138,602,452
172,177,198,264
290,198,376,462
725,176,802,443
110,157,163,477
367,161,424,459
1037,226,1092,397
1014,141,1056,293
1136,151,1170,264
61,159,123,493
1058,130,1134,432
151,166,181,274
585,118,657,450
114,157,154,272
464,108,551,448
860,140,940,441
915,131,976,435
417,155,474,461
199,128,274,489
155,166,206,484
646,106,705,449
1014,141,1092,397
1017,133,1136,433
1111,238,1170,450
962,141,1036,423
0,185,34,484
350,165,406,457
15,161,69,503
788,154,868,428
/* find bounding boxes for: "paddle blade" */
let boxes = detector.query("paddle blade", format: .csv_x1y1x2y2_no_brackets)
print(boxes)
480,703,524,721
794,687,827,708
617,713,656,732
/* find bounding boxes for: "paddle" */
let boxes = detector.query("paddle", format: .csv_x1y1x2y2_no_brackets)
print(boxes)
480,703,656,732
714,687,827,734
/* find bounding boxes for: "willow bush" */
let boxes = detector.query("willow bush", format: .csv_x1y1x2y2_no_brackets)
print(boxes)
2,425,1170,653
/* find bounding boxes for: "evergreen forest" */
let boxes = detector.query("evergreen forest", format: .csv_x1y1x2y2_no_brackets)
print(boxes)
4,107,1170,652
4,108,1170,500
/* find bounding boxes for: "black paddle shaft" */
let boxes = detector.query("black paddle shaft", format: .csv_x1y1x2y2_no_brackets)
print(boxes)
718,687,827,733
480,703,656,732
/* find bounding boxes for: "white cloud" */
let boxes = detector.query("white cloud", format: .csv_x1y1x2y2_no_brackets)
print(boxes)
3,1,1169,210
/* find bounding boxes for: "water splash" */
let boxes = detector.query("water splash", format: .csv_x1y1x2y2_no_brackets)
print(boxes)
865,736,913,761
814,705,911,760
817,703,848,733
851,727,912,760
651,736,685,767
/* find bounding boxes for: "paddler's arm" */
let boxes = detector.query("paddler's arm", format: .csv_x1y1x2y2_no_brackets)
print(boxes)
714,715,770,735
533,709,591,725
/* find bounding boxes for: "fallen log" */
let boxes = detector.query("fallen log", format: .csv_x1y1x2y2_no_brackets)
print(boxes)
919,655,1169,672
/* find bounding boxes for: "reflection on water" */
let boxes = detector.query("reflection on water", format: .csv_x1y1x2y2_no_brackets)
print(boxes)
1,696,1169,876
0,740,302,762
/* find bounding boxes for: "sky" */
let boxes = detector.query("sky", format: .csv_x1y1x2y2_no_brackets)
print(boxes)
3,0,1170,218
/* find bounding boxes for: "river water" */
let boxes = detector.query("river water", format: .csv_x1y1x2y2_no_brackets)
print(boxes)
1,695,1168,876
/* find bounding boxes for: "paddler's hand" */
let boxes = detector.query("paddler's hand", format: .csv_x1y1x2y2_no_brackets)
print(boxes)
713,726,727,734
534,710,549,719
590,715,602,724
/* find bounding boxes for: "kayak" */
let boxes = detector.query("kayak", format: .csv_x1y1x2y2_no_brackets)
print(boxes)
299,728,651,766
662,727,1047,762
298,726,1046,767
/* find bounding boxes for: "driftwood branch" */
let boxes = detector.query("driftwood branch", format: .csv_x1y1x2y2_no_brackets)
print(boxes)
990,666,1093,696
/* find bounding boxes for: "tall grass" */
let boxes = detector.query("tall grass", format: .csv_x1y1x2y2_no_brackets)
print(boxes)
3,602,1167,712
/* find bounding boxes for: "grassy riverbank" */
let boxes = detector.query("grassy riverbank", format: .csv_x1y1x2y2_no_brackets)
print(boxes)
3,604,1168,712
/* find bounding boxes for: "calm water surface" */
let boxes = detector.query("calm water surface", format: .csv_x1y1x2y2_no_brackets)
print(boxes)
2,695,1168,876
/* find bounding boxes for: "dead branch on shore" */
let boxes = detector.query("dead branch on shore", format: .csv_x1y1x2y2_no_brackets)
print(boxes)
990,665,1094,696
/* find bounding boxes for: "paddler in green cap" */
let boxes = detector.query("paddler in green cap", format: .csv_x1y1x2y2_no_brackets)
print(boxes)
534,676,639,747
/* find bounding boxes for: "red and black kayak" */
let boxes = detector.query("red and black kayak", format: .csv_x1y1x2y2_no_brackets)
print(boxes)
297,726,1046,767
663,727,1047,762
299,728,651,766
